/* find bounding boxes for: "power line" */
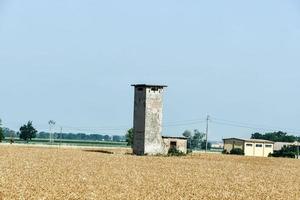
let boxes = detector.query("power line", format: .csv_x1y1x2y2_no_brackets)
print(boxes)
163,119,206,127
19,115,300,136
211,119,300,135
211,117,285,130
164,118,206,125
55,118,207,132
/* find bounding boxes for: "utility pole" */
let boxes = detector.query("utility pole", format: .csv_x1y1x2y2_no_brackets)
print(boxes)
60,126,62,147
205,115,210,153
297,142,299,159
48,120,56,144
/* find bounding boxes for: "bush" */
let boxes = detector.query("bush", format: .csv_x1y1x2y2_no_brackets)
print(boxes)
168,147,185,156
230,148,244,155
187,149,193,154
270,146,297,158
0,128,4,142
222,149,229,154
125,128,133,147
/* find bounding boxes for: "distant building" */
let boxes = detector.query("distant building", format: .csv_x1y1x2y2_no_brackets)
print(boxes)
274,141,300,159
223,138,274,157
162,136,188,154
131,84,187,155
273,142,300,151
211,142,224,149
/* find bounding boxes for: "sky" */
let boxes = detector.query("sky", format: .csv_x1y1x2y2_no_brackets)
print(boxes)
1,0,300,141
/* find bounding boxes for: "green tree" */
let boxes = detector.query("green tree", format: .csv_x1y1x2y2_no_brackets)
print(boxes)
251,131,297,142
182,129,205,149
0,119,5,142
191,129,205,149
230,148,244,155
182,130,192,138
125,128,134,147
251,132,263,139
270,145,297,158
2,127,16,138
201,140,212,150
182,130,192,149
19,121,37,142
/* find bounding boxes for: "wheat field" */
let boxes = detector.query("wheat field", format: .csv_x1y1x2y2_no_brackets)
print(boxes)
0,145,299,200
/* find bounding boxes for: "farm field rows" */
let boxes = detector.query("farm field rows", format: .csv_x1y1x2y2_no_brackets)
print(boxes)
0,145,299,200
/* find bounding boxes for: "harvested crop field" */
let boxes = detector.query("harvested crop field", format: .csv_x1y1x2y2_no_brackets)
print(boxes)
0,145,299,200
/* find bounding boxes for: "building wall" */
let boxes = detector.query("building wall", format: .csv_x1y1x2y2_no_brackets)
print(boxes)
254,143,264,156
163,138,187,154
223,139,244,153
133,86,166,155
133,87,146,155
263,144,273,157
244,143,273,157
244,143,254,156
274,142,293,151
144,87,166,155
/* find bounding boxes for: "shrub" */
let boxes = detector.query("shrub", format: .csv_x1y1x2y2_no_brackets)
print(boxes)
168,147,185,156
270,146,297,158
230,148,244,155
222,149,229,154
187,149,193,154
0,128,4,142
125,128,133,147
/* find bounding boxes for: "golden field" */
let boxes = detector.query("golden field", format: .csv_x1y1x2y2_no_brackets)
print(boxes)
0,145,299,200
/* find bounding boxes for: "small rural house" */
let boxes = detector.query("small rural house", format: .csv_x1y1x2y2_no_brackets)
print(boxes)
162,136,188,154
223,138,274,157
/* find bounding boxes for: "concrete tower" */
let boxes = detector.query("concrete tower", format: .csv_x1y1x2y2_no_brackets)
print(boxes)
132,84,167,155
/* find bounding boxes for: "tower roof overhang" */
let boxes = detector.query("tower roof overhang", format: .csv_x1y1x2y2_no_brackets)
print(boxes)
131,84,168,88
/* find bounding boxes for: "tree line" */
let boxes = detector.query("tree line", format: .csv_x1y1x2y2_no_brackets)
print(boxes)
182,129,212,150
251,131,300,142
0,119,4,142
38,132,125,141
0,120,125,143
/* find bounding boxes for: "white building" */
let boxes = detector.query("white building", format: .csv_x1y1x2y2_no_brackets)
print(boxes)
223,138,274,157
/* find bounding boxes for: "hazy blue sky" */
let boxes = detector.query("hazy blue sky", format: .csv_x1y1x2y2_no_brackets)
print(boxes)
1,0,300,140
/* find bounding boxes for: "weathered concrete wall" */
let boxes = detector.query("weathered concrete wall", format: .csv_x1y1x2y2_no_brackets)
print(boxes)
163,138,187,154
144,87,166,155
132,86,167,155
132,87,146,155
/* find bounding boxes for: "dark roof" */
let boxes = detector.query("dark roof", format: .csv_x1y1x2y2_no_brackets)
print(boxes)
162,136,187,140
131,84,168,88
223,138,274,144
